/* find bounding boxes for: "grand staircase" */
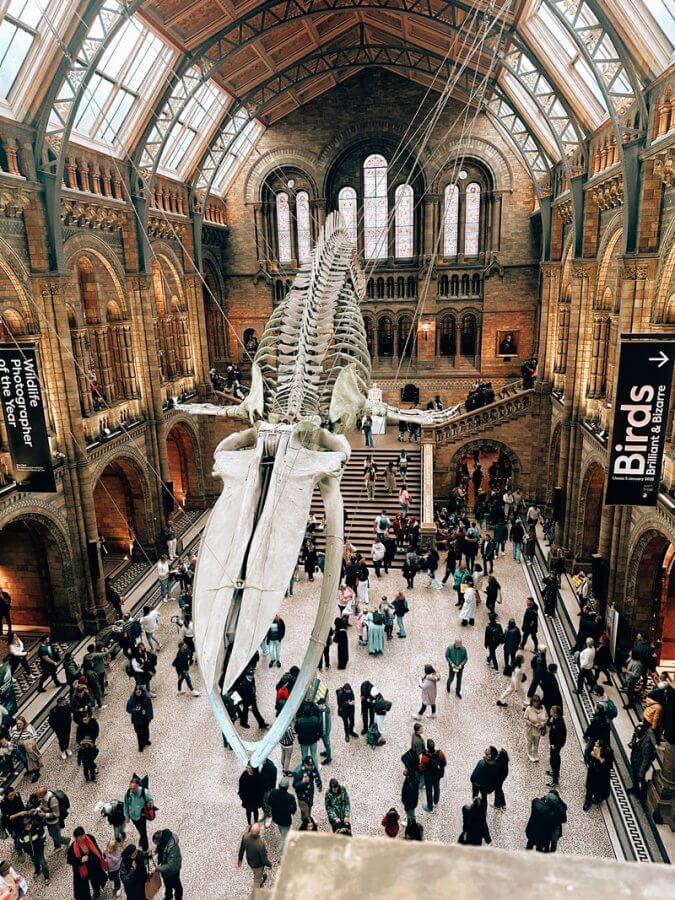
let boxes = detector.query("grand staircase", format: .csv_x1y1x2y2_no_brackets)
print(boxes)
310,446,421,568
431,387,535,443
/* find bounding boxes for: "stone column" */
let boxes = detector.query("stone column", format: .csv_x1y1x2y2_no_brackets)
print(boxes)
71,329,93,415
420,435,436,548
558,262,594,550
126,275,171,527
490,190,503,252
648,733,675,829
183,272,210,393
422,194,440,258
537,263,559,385
39,279,106,631
92,326,115,402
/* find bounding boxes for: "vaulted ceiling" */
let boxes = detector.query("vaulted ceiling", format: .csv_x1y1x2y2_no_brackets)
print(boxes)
140,0,518,125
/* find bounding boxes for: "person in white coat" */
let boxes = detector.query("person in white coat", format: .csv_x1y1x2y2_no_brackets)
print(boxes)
460,580,478,627
417,665,441,719
496,654,527,708
524,695,548,762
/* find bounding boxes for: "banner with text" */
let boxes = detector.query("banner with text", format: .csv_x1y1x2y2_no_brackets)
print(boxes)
0,344,56,493
606,340,674,506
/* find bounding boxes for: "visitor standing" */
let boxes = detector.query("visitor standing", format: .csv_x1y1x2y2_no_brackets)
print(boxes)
269,777,297,852
547,705,567,787
237,823,271,889
524,696,548,762
123,777,153,852
126,686,153,752
445,639,468,697
420,739,447,812
48,696,73,760
152,829,183,900
66,826,108,900
417,665,440,719
238,764,265,826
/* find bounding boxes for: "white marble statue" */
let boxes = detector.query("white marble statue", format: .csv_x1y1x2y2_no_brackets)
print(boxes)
177,213,460,766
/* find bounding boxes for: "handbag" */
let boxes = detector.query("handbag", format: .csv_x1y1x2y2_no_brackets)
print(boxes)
145,868,162,899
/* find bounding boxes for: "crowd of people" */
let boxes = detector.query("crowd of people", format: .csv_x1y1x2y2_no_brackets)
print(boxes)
0,441,672,897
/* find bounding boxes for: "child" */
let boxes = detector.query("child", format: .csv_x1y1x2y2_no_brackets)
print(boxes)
96,800,126,842
77,737,99,782
104,837,123,897
19,814,50,885
381,808,400,838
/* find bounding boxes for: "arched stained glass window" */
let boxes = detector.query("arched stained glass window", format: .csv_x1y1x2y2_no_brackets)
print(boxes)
394,184,414,258
338,186,357,245
363,154,388,259
276,192,292,263
443,184,459,257
296,191,311,263
464,182,481,256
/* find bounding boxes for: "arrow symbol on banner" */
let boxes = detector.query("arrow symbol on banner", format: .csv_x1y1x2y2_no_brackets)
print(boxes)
649,351,669,368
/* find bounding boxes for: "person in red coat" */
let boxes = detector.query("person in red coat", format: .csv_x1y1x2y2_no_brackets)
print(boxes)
67,826,108,900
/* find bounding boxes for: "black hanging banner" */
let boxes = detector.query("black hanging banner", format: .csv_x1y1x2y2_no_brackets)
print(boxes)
606,339,675,507
0,344,56,493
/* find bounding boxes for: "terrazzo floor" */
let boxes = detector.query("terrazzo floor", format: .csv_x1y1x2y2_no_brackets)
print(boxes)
15,550,614,899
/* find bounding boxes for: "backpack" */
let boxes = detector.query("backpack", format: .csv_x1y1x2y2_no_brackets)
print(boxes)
366,723,381,748
372,612,385,626
378,516,388,531
425,752,446,779
52,790,70,827
601,698,618,720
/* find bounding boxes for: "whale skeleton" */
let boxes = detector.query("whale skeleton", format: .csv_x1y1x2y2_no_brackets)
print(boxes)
177,212,459,766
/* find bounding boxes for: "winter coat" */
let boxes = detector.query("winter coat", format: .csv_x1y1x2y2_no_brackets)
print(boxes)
155,830,182,879
266,619,286,644
48,704,72,737
548,716,567,751
238,831,271,869
295,701,323,745
503,625,521,655
460,587,477,622
524,704,548,738
522,603,539,633
445,645,468,670
419,673,440,706
269,787,297,826
470,758,499,792
126,692,153,728
525,797,557,847
629,728,657,779
238,769,265,811
401,772,419,811
484,621,504,649
643,697,663,730
541,672,563,711
261,757,278,793
325,786,350,825
586,746,614,801
293,762,322,804
459,803,491,845
510,522,525,543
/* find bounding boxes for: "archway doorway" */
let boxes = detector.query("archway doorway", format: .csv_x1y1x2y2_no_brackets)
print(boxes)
580,465,605,559
166,423,200,508
0,519,59,632
631,532,675,668
93,458,150,563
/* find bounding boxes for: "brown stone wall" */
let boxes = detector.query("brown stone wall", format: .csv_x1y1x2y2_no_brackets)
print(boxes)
224,70,539,391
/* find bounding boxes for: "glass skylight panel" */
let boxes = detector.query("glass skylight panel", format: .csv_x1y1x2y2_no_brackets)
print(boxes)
0,0,50,100
645,0,675,44
159,75,231,176
211,118,263,196
72,15,173,148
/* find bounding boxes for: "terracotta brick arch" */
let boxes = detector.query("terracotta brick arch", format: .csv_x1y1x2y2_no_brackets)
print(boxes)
576,461,606,560
625,528,674,654
0,508,77,633
165,419,204,509
92,453,155,558
449,438,521,482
